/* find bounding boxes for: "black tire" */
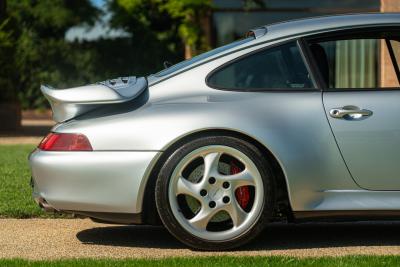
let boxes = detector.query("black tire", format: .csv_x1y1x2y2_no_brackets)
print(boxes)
155,134,276,250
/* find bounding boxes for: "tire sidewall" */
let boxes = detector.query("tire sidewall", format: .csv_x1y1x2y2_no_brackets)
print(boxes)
155,135,275,250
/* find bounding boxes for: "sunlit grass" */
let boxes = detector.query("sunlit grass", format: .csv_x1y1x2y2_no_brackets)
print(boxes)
0,145,66,218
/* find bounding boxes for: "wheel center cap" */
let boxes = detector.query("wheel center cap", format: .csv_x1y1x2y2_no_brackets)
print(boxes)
210,188,223,200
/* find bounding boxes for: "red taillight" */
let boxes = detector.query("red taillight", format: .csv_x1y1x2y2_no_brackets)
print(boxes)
38,133,92,151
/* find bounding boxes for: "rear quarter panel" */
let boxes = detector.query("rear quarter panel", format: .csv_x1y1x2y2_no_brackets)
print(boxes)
54,44,358,211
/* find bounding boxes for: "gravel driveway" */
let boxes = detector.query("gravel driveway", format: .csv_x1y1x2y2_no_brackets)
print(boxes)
1,218,400,259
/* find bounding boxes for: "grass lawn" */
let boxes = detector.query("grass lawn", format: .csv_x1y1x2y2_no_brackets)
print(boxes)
0,144,64,218
2,256,400,267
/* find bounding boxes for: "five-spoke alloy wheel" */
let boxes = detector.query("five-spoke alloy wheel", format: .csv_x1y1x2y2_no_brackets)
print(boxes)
156,135,275,250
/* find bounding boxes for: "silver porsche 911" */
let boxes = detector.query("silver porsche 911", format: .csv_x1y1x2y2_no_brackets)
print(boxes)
29,13,400,250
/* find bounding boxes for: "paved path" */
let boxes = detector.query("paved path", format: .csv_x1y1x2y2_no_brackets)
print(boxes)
2,219,400,259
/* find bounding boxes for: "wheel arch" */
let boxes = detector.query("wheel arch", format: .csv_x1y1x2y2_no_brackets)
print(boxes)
141,128,293,225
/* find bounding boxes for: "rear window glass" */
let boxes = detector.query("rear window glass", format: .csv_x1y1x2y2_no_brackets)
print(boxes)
207,41,314,90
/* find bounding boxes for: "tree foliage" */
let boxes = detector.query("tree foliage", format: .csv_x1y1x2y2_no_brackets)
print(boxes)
1,0,188,109
0,18,16,102
111,0,212,58
0,0,264,109
1,0,99,108
159,0,212,55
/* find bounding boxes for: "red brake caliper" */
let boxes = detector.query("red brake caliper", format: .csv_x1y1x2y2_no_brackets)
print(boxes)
230,161,250,210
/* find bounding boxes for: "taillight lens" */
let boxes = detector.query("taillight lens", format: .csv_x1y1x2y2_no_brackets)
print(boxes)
38,133,93,151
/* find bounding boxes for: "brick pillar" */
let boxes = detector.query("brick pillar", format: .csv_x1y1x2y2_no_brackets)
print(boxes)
380,0,400,87
381,0,400,12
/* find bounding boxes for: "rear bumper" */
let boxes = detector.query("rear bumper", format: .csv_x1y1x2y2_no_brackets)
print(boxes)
29,149,160,220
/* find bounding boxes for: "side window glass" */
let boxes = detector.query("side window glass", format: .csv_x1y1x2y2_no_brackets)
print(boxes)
207,42,314,90
310,38,400,89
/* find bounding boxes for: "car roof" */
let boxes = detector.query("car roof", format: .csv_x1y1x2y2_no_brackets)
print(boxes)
148,13,400,86
250,13,400,42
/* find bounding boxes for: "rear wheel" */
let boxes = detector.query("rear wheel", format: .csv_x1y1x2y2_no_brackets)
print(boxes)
155,135,275,250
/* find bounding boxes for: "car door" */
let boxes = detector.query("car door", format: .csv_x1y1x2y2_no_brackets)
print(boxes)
307,28,400,190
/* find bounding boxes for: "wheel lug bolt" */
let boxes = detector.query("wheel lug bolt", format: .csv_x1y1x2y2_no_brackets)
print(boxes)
209,201,216,208
208,177,216,184
200,189,207,197
222,182,230,189
223,196,230,204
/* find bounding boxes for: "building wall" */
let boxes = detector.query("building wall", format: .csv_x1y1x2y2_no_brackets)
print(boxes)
211,0,380,46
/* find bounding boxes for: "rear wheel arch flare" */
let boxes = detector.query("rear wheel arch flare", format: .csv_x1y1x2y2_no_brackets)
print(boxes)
141,129,291,225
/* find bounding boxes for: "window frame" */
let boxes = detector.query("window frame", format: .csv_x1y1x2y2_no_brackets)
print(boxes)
302,26,400,92
205,39,320,92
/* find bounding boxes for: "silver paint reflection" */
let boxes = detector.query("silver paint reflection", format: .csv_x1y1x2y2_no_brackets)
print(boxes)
30,13,400,220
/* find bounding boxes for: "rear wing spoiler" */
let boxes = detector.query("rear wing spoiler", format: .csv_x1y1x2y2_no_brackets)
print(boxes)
41,76,147,122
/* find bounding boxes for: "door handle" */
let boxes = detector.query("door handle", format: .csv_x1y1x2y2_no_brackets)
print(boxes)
329,106,373,120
